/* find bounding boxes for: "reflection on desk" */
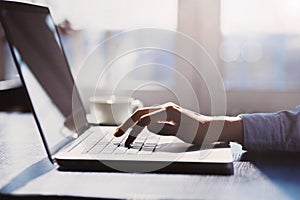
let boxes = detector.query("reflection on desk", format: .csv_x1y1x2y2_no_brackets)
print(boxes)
0,112,299,200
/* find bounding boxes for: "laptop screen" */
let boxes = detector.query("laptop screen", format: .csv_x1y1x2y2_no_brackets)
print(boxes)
0,2,89,155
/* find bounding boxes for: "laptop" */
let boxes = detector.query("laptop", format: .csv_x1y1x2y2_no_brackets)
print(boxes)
0,1,233,174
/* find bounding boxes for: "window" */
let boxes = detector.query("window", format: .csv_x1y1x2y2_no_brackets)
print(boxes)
219,0,300,114
176,0,300,114
220,0,300,91
2,0,179,108
48,0,179,108
4,0,299,114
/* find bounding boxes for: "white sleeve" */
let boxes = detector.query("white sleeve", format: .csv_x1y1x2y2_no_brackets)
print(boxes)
240,106,300,152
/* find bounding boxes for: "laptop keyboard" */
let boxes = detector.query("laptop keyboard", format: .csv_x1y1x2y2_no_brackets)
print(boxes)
80,128,160,155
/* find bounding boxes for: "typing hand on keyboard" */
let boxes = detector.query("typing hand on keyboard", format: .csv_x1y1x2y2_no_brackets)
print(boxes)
113,102,214,148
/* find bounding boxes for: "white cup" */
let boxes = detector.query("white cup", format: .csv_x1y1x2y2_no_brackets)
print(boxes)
89,95,143,125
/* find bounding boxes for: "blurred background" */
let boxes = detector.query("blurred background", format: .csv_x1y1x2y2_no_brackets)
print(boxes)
1,0,300,115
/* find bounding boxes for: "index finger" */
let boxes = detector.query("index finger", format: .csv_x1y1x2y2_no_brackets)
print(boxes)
124,107,168,147
114,106,161,137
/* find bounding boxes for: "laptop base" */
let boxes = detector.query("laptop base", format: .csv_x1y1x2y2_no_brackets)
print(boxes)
56,158,234,175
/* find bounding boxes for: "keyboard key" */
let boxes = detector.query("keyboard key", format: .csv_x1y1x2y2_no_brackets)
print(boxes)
113,147,128,154
101,144,118,154
81,148,90,154
139,147,155,155
100,134,114,143
133,137,147,144
88,144,106,154
126,148,140,155
143,143,156,148
139,149,153,155
111,135,126,145
130,142,143,149
81,132,106,154
144,136,160,146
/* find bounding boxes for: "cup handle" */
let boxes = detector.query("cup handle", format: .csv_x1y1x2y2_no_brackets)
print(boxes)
131,99,144,112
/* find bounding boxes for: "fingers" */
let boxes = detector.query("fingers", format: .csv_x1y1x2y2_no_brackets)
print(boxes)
124,108,166,147
125,122,177,147
124,105,181,145
114,106,161,137
114,102,182,147
124,123,145,147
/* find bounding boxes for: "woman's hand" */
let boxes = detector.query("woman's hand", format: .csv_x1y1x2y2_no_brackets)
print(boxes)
114,102,244,147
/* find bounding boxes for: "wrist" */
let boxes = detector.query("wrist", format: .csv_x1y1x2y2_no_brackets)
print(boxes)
208,116,244,144
196,114,244,145
221,116,244,144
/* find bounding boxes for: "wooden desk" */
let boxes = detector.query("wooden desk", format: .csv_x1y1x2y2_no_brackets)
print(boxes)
0,112,299,199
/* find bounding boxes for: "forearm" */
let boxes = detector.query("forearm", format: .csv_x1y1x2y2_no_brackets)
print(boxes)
207,105,300,152
197,115,244,145
211,116,244,144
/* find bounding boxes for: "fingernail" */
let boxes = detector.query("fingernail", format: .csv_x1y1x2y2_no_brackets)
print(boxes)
114,128,124,137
